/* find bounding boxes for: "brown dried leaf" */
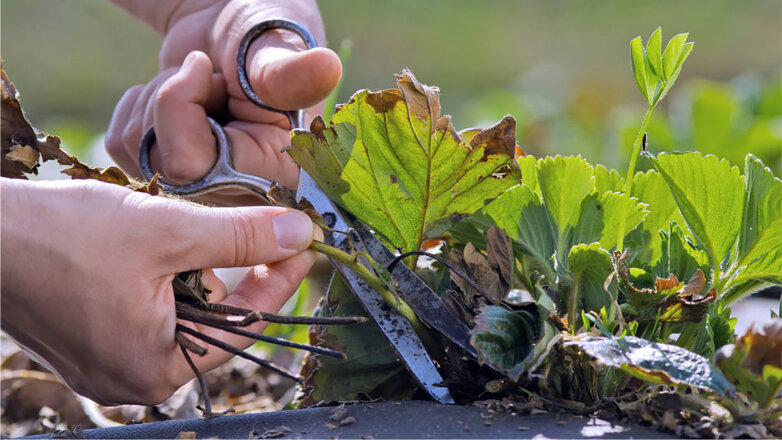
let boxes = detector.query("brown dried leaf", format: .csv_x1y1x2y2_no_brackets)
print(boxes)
5,145,38,169
614,251,715,322
486,226,513,298
737,319,782,374
448,243,502,304
1,64,161,196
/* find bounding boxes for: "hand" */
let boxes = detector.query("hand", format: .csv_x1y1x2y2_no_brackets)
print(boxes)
106,0,341,192
0,177,321,405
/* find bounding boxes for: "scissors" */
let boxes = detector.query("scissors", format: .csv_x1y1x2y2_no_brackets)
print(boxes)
139,19,481,404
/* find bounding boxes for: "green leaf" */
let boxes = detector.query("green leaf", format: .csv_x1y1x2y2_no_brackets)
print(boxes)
656,42,693,105
662,33,689,79
650,152,744,273
564,193,602,253
300,275,416,405
737,154,782,262
484,184,555,273
646,27,663,79
595,191,648,251
630,36,651,103
568,243,615,315
289,70,520,252
470,305,540,381
517,155,540,196
732,217,782,284
594,164,624,194
566,335,734,394
538,155,594,253
656,222,709,282
629,170,680,265
710,301,736,351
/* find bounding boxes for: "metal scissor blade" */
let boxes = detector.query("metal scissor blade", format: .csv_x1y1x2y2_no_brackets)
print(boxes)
352,222,478,357
332,234,454,404
296,171,454,404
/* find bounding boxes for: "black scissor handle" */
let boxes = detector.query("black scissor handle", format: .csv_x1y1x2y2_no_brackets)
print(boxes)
236,19,319,130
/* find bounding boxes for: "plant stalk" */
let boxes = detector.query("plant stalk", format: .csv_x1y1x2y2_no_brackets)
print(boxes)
308,240,429,340
616,104,656,251
309,240,388,294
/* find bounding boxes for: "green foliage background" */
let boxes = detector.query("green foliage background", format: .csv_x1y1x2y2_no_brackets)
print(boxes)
1,0,780,171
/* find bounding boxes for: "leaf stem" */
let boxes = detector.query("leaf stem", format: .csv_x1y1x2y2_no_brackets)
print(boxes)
308,240,430,340
309,240,388,294
617,104,656,251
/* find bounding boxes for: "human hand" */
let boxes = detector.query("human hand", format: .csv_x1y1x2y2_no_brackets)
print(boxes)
0,177,321,405
106,0,341,193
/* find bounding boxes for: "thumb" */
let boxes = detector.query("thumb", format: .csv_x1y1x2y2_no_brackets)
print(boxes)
245,34,342,111
170,204,315,271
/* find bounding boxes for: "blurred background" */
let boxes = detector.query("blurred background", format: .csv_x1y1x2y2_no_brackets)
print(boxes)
1,0,780,435
2,0,781,173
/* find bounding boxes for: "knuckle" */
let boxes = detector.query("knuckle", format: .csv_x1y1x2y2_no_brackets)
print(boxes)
160,155,199,184
229,210,259,265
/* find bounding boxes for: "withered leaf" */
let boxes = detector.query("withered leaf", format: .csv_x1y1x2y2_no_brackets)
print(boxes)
1,64,161,195
289,70,520,253
268,183,326,228
715,319,782,408
448,243,502,304
486,226,513,298
614,250,715,322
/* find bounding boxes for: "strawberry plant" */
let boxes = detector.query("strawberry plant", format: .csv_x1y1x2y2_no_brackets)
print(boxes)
289,28,781,435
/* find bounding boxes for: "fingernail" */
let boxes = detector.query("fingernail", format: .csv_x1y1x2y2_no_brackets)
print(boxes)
273,210,313,250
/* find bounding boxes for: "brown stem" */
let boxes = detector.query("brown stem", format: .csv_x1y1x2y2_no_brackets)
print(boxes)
176,324,301,383
178,344,234,418
180,301,366,326
175,330,207,356
195,320,345,359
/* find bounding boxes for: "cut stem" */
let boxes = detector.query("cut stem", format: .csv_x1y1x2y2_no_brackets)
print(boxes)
179,301,366,326
195,320,345,358
176,324,302,383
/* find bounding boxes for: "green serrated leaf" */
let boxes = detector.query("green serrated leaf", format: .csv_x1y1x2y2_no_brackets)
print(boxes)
568,243,615,315
517,155,540,196
646,27,663,79
656,222,709,282
630,36,650,103
594,164,624,194
596,191,648,251
537,155,595,254
484,184,555,274
662,33,689,79
650,152,744,275
732,217,782,284
564,193,602,253
738,154,782,259
471,305,540,381
629,170,680,265
710,301,736,350
289,70,520,252
566,335,734,394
